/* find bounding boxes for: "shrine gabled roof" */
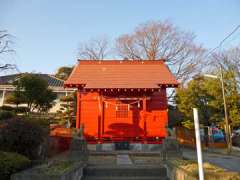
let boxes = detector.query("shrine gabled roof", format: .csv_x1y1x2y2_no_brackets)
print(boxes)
64,59,178,89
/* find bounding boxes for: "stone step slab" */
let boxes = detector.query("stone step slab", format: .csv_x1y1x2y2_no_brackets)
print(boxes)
83,165,167,177
82,176,169,180
116,154,132,165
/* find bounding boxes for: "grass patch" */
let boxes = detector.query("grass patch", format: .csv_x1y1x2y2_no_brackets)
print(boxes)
171,159,226,175
170,159,240,180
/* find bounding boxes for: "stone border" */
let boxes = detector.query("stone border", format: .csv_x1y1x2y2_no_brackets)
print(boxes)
165,161,197,180
12,138,88,180
11,161,85,180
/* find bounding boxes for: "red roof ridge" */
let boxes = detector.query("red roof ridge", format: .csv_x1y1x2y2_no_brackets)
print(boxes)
77,59,166,64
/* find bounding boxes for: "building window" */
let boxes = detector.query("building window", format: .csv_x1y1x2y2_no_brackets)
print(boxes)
116,104,128,118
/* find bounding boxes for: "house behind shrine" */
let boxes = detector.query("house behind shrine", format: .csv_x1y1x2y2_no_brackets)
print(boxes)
0,73,74,112
64,60,178,144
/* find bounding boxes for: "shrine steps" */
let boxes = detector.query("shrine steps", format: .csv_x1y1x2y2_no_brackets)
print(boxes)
82,165,168,180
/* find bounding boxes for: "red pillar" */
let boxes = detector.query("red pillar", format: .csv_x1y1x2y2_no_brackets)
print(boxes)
97,92,103,143
143,96,147,143
76,90,81,129
102,101,105,135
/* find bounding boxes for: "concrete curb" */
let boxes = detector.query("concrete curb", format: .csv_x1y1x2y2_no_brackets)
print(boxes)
182,146,240,158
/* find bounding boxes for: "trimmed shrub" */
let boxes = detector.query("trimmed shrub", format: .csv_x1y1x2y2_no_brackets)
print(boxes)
0,151,31,180
0,110,15,120
23,116,50,130
15,107,30,113
0,105,14,111
0,118,46,160
0,106,30,113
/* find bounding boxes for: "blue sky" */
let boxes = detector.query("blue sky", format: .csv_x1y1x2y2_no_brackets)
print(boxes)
1,0,240,74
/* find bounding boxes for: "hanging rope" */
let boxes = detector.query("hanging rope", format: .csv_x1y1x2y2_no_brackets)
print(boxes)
104,100,140,106
103,99,141,109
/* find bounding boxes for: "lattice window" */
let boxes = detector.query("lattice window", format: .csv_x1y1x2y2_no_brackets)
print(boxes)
116,104,128,118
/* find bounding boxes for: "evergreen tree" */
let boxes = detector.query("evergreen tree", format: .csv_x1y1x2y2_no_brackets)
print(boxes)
176,70,240,127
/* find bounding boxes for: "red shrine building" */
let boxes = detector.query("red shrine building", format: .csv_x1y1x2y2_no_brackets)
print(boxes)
64,60,178,144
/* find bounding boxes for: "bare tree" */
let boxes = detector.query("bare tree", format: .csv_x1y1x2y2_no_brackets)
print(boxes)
0,30,16,71
115,21,206,83
223,47,240,81
78,37,110,60
0,30,13,54
210,47,240,86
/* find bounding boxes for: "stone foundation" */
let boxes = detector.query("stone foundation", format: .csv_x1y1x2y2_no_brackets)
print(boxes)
161,137,182,161
68,138,89,162
88,143,162,152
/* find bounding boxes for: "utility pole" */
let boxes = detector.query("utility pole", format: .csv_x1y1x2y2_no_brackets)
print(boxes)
220,65,232,153
204,65,232,153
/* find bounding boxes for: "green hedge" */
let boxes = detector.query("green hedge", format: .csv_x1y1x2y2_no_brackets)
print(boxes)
0,118,46,160
0,151,31,180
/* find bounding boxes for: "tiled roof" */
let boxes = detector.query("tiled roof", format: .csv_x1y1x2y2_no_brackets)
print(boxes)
0,73,64,87
64,60,178,89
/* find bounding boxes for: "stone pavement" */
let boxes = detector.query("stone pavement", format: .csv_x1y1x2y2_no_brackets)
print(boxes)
182,147,240,172
116,154,133,165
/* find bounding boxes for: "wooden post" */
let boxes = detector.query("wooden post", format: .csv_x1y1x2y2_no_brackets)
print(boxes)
220,65,231,153
76,90,81,129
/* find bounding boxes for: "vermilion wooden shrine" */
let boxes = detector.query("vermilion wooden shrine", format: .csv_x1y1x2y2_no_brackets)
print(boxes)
64,60,178,144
